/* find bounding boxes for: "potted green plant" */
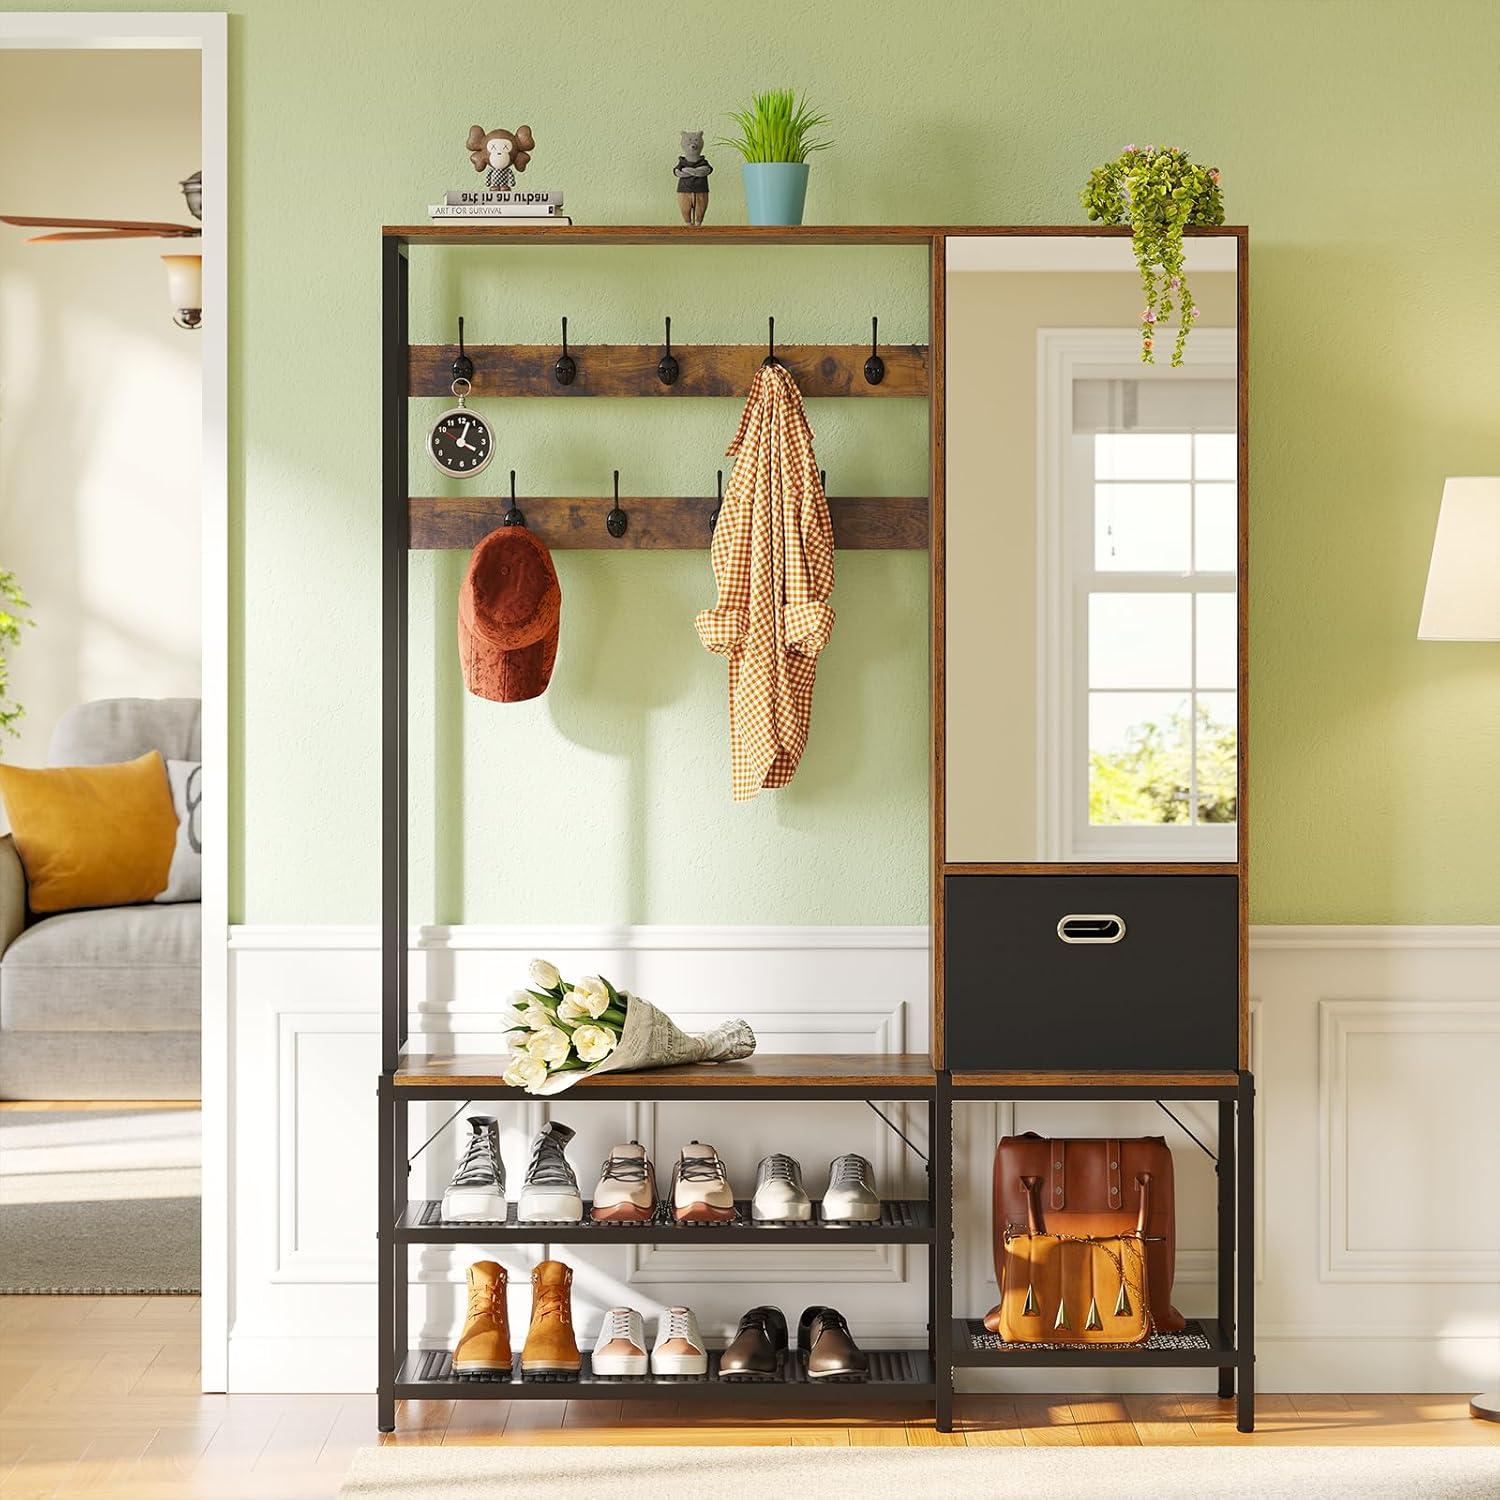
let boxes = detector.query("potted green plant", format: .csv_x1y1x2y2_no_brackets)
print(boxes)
719,89,831,227
0,569,34,754
1080,144,1225,365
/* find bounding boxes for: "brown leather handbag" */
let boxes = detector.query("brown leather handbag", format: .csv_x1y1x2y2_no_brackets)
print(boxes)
987,1133,1185,1333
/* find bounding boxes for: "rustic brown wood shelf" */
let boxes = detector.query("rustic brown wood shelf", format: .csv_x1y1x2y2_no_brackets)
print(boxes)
409,495,927,551
409,342,927,398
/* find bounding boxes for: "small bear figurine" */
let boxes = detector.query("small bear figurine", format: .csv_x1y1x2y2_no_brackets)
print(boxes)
674,130,712,225
466,124,536,192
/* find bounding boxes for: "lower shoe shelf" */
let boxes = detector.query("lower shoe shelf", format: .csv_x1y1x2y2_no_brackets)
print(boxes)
396,1347,934,1400
397,1199,934,1243
951,1317,1234,1367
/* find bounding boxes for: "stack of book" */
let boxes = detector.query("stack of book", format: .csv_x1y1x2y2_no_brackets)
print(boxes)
426,190,570,226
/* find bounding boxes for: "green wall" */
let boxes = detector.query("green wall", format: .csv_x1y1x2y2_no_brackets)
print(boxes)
19,0,1498,924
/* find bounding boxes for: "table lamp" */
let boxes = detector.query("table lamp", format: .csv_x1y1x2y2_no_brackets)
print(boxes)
1418,477,1500,1422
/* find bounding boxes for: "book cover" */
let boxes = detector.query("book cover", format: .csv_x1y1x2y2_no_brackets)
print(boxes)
427,203,562,217
442,189,564,207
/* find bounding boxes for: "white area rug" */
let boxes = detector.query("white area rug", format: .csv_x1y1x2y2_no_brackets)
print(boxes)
339,1443,1500,1498
0,1107,200,1293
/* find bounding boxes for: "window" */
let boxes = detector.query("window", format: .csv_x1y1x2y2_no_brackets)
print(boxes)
1038,331,1237,860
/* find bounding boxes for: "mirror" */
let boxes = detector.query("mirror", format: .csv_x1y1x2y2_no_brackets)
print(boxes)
944,235,1240,863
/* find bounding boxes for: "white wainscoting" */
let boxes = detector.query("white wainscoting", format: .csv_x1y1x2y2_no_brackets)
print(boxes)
225,924,1500,1394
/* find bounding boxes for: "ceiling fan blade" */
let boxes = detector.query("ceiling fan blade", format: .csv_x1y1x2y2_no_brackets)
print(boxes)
26,229,178,243
1,213,201,235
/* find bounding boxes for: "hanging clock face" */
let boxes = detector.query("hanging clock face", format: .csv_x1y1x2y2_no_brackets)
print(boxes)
428,404,495,478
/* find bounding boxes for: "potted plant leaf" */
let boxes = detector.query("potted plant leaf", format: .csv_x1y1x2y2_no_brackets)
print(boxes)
1081,145,1225,365
0,569,33,754
719,89,831,226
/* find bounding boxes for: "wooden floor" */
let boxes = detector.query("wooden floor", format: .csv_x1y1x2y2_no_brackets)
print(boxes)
1,1297,1496,1499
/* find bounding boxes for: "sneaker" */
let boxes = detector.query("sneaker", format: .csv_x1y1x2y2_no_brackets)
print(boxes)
650,1306,708,1379
591,1306,648,1378
752,1154,811,1223
441,1115,506,1223
517,1121,583,1224
452,1259,511,1380
822,1153,880,1223
671,1140,735,1224
592,1141,657,1223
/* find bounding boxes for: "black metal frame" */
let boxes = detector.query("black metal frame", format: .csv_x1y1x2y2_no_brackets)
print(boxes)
378,227,1255,1439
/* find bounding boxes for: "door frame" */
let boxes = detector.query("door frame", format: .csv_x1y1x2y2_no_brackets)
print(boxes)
0,11,230,1392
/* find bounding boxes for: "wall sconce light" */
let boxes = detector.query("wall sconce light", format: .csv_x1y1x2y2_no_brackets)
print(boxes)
161,252,203,331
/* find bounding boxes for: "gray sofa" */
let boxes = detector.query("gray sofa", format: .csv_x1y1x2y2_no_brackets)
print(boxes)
0,699,201,1099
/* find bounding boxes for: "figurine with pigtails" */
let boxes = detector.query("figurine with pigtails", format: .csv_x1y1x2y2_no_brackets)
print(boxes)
467,123,536,191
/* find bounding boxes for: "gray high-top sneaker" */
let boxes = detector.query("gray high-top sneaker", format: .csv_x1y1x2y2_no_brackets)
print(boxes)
517,1121,583,1224
752,1154,812,1223
441,1116,506,1223
822,1153,880,1223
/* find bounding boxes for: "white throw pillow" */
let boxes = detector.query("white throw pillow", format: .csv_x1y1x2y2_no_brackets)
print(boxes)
155,759,202,903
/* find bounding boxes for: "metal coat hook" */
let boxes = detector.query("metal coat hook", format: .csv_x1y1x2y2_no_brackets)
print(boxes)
452,316,474,384
554,317,577,386
606,469,628,538
502,470,525,528
709,469,724,533
657,316,679,386
863,316,885,386
763,316,779,366
820,469,827,492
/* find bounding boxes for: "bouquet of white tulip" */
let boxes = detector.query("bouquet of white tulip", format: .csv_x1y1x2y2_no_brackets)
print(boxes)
502,958,756,1096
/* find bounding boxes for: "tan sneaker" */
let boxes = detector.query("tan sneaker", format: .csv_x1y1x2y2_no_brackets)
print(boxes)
520,1259,581,1381
452,1260,511,1381
591,1141,657,1223
672,1140,735,1224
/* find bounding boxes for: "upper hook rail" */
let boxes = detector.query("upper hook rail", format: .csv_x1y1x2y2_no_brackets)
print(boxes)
657,316,679,386
554,317,577,386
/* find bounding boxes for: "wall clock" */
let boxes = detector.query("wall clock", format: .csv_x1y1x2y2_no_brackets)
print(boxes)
427,379,494,478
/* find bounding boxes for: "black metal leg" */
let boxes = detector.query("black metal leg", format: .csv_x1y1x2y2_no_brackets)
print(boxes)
1216,1095,1235,1400
934,1073,954,1433
926,1095,936,1369
377,1076,396,1432
1236,1071,1255,1432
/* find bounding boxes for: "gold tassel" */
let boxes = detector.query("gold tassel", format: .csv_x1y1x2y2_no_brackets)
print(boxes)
1053,1293,1069,1331
1114,1279,1132,1318
1084,1295,1103,1332
1022,1282,1038,1316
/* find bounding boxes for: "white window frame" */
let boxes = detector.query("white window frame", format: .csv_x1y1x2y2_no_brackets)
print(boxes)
1036,327,1238,862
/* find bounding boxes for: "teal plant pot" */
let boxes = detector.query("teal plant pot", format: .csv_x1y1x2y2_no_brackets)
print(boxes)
741,162,810,226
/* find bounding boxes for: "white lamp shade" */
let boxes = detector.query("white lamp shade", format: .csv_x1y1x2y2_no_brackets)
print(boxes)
1418,477,1500,640
160,252,202,321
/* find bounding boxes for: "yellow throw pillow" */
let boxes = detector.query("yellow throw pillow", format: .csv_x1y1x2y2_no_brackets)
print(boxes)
0,751,178,913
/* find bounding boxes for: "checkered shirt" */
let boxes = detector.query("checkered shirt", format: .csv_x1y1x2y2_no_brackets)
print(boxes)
695,362,836,801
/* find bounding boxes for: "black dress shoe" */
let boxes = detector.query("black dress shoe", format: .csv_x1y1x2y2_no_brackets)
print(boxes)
719,1304,787,1381
798,1305,868,1381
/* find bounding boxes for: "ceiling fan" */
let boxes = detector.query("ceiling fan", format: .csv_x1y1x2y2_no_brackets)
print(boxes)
1,173,204,328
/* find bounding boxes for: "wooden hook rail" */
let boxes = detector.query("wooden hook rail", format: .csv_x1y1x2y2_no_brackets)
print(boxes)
408,496,928,550
407,343,928,398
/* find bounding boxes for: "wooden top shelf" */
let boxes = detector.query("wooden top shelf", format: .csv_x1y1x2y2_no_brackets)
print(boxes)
393,1051,938,1096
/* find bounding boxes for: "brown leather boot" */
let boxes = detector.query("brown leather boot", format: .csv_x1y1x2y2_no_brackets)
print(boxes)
452,1260,511,1381
521,1258,581,1381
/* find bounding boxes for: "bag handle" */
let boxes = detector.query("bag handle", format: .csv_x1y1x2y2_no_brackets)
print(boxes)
1135,1172,1153,1234
1020,1175,1045,1234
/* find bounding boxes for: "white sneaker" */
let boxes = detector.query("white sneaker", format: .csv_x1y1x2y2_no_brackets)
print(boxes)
517,1121,583,1224
441,1116,506,1222
651,1306,708,1379
591,1307,648,1378
822,1153,880,1223
752,1154,811,1223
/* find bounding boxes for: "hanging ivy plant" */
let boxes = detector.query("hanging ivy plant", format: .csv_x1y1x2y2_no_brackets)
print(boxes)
0,569,34,753
1080,145,1225,366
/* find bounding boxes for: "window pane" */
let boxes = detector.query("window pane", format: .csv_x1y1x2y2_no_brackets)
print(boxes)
1094,484,1191,571
1197,692,1238,823
1089,594,1191,688
1195,483,1237,571
1195,432,1237,480
1196,594,1236,689
1094,433,1192,481
1089,692,1193,825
